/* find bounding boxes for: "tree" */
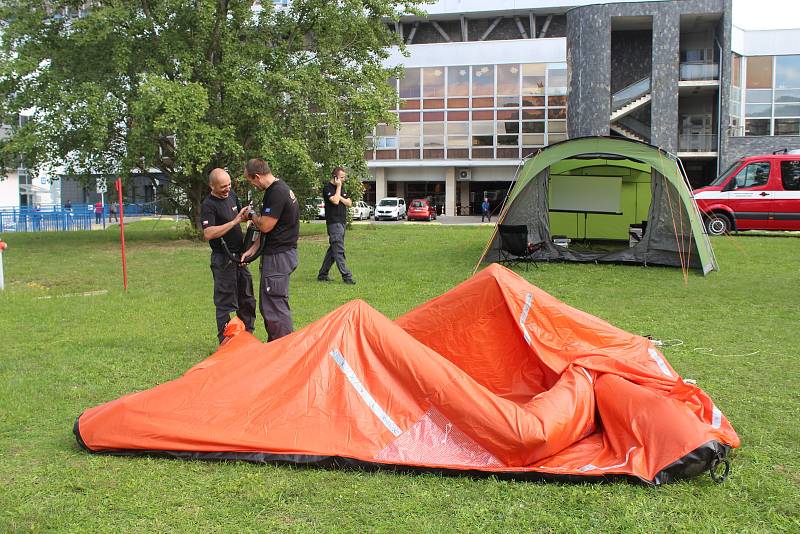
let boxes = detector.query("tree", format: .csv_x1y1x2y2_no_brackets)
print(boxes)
0,0,420,228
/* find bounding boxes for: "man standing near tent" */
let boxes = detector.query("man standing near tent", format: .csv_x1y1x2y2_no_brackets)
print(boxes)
481,197,491,222
201,168,256,343
241,158,300,342
317,167,356,285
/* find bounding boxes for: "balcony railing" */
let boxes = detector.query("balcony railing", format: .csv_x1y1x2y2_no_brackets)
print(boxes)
611,77,651,112
679,62,719,81
678,133,718,152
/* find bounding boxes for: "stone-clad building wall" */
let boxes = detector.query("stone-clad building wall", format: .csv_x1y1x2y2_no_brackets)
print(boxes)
650,9,680,152
566,4,611,138
715,3,733,170
724,137,800,168
567,0,731,157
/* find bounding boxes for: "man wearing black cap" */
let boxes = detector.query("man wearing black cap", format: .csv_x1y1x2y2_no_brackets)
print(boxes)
201,168,256,343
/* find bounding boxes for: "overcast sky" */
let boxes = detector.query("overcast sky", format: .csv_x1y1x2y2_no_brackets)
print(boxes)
732,0,800,30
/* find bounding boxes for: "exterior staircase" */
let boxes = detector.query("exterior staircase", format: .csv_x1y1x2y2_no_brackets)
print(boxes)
610,122,646,143
610,77,652,142
610,93,651,121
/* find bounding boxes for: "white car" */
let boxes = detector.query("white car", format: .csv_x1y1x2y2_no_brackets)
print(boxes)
350,200,371,220
374,197,406,221
304,197,325,219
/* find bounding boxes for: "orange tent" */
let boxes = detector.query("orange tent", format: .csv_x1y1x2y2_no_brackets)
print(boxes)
75,264,739,484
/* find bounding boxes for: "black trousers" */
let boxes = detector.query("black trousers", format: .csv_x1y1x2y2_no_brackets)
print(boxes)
318,222,352,280
211,251,256,343
260,248,298,342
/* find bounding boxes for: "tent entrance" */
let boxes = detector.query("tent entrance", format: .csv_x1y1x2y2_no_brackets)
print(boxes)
547,157,653,251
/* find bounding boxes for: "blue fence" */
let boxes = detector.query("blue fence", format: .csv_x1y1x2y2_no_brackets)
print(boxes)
0,210,93,233
0,203,165,233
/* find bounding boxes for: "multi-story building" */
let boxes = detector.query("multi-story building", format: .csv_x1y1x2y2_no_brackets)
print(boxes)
365,0,800,216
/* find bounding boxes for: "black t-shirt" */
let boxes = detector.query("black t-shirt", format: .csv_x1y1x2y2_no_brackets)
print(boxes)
323,182,349,224
261,179,299,254
201,192,244,253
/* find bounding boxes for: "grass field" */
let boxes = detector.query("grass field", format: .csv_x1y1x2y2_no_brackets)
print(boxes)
0,221,798,532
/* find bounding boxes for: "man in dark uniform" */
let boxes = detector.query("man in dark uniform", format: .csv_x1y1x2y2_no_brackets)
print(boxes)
241,158,300,342
317,167,355,285
201,168,257,343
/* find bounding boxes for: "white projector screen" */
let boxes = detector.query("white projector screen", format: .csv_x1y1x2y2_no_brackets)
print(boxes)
549,175,622,214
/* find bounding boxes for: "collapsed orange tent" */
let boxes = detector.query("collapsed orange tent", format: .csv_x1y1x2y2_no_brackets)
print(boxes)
74,264,739,484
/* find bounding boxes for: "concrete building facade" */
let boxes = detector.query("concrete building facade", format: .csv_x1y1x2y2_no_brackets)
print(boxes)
365,0,800,214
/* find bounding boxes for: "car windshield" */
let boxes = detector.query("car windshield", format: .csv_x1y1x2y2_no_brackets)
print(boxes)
379,199,397,206
709,159,744,187
411,201,425,208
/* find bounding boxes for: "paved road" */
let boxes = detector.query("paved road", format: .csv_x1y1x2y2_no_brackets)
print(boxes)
93,215,498,230
313,215,496,226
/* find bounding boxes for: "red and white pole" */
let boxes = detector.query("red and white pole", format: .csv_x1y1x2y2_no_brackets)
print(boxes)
116,178,128,291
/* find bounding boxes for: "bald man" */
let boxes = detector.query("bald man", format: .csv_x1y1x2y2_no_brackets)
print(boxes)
200,168,257,343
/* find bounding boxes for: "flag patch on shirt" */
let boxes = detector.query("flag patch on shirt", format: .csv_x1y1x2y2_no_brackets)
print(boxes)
264,208,271,214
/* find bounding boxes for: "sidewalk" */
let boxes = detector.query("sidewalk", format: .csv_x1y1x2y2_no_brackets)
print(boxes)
435,215,496,225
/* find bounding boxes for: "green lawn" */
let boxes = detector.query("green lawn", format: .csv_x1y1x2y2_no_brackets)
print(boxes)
0,222,798,532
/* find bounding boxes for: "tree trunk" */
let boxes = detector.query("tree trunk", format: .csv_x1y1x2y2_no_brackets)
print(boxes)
189,179,205,232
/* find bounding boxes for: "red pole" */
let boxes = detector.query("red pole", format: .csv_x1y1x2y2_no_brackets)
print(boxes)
116,178,128,291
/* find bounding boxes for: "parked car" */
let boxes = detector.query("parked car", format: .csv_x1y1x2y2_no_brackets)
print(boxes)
407,198,437,221
350,200,371,220
374,197,406,221
693,153,800,235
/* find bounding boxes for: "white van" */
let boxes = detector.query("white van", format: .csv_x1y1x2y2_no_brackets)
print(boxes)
374,197,406,221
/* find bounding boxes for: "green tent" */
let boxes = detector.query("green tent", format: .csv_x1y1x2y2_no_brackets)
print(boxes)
479,137,718,275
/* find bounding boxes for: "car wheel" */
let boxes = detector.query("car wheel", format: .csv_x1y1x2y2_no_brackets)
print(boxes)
706,213,732,236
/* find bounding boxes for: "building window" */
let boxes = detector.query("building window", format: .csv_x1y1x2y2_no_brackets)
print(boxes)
371,62,568,161
399,68,421,98
775,118,800,135
448,66,469,97
744,119,770,136
746,56,773,89
730,54,743,135
471,65,494,97
423,67,445,98
775,56,800,89
740,55,800,136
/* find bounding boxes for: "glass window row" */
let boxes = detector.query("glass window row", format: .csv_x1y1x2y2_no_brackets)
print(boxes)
394,64,568,101
731,54,800,136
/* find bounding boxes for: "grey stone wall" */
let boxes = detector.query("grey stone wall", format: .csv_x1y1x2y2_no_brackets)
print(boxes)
716,0,734,168
611,30,652,94
567,4,611,138
651,10,680,152
723,137,800,168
